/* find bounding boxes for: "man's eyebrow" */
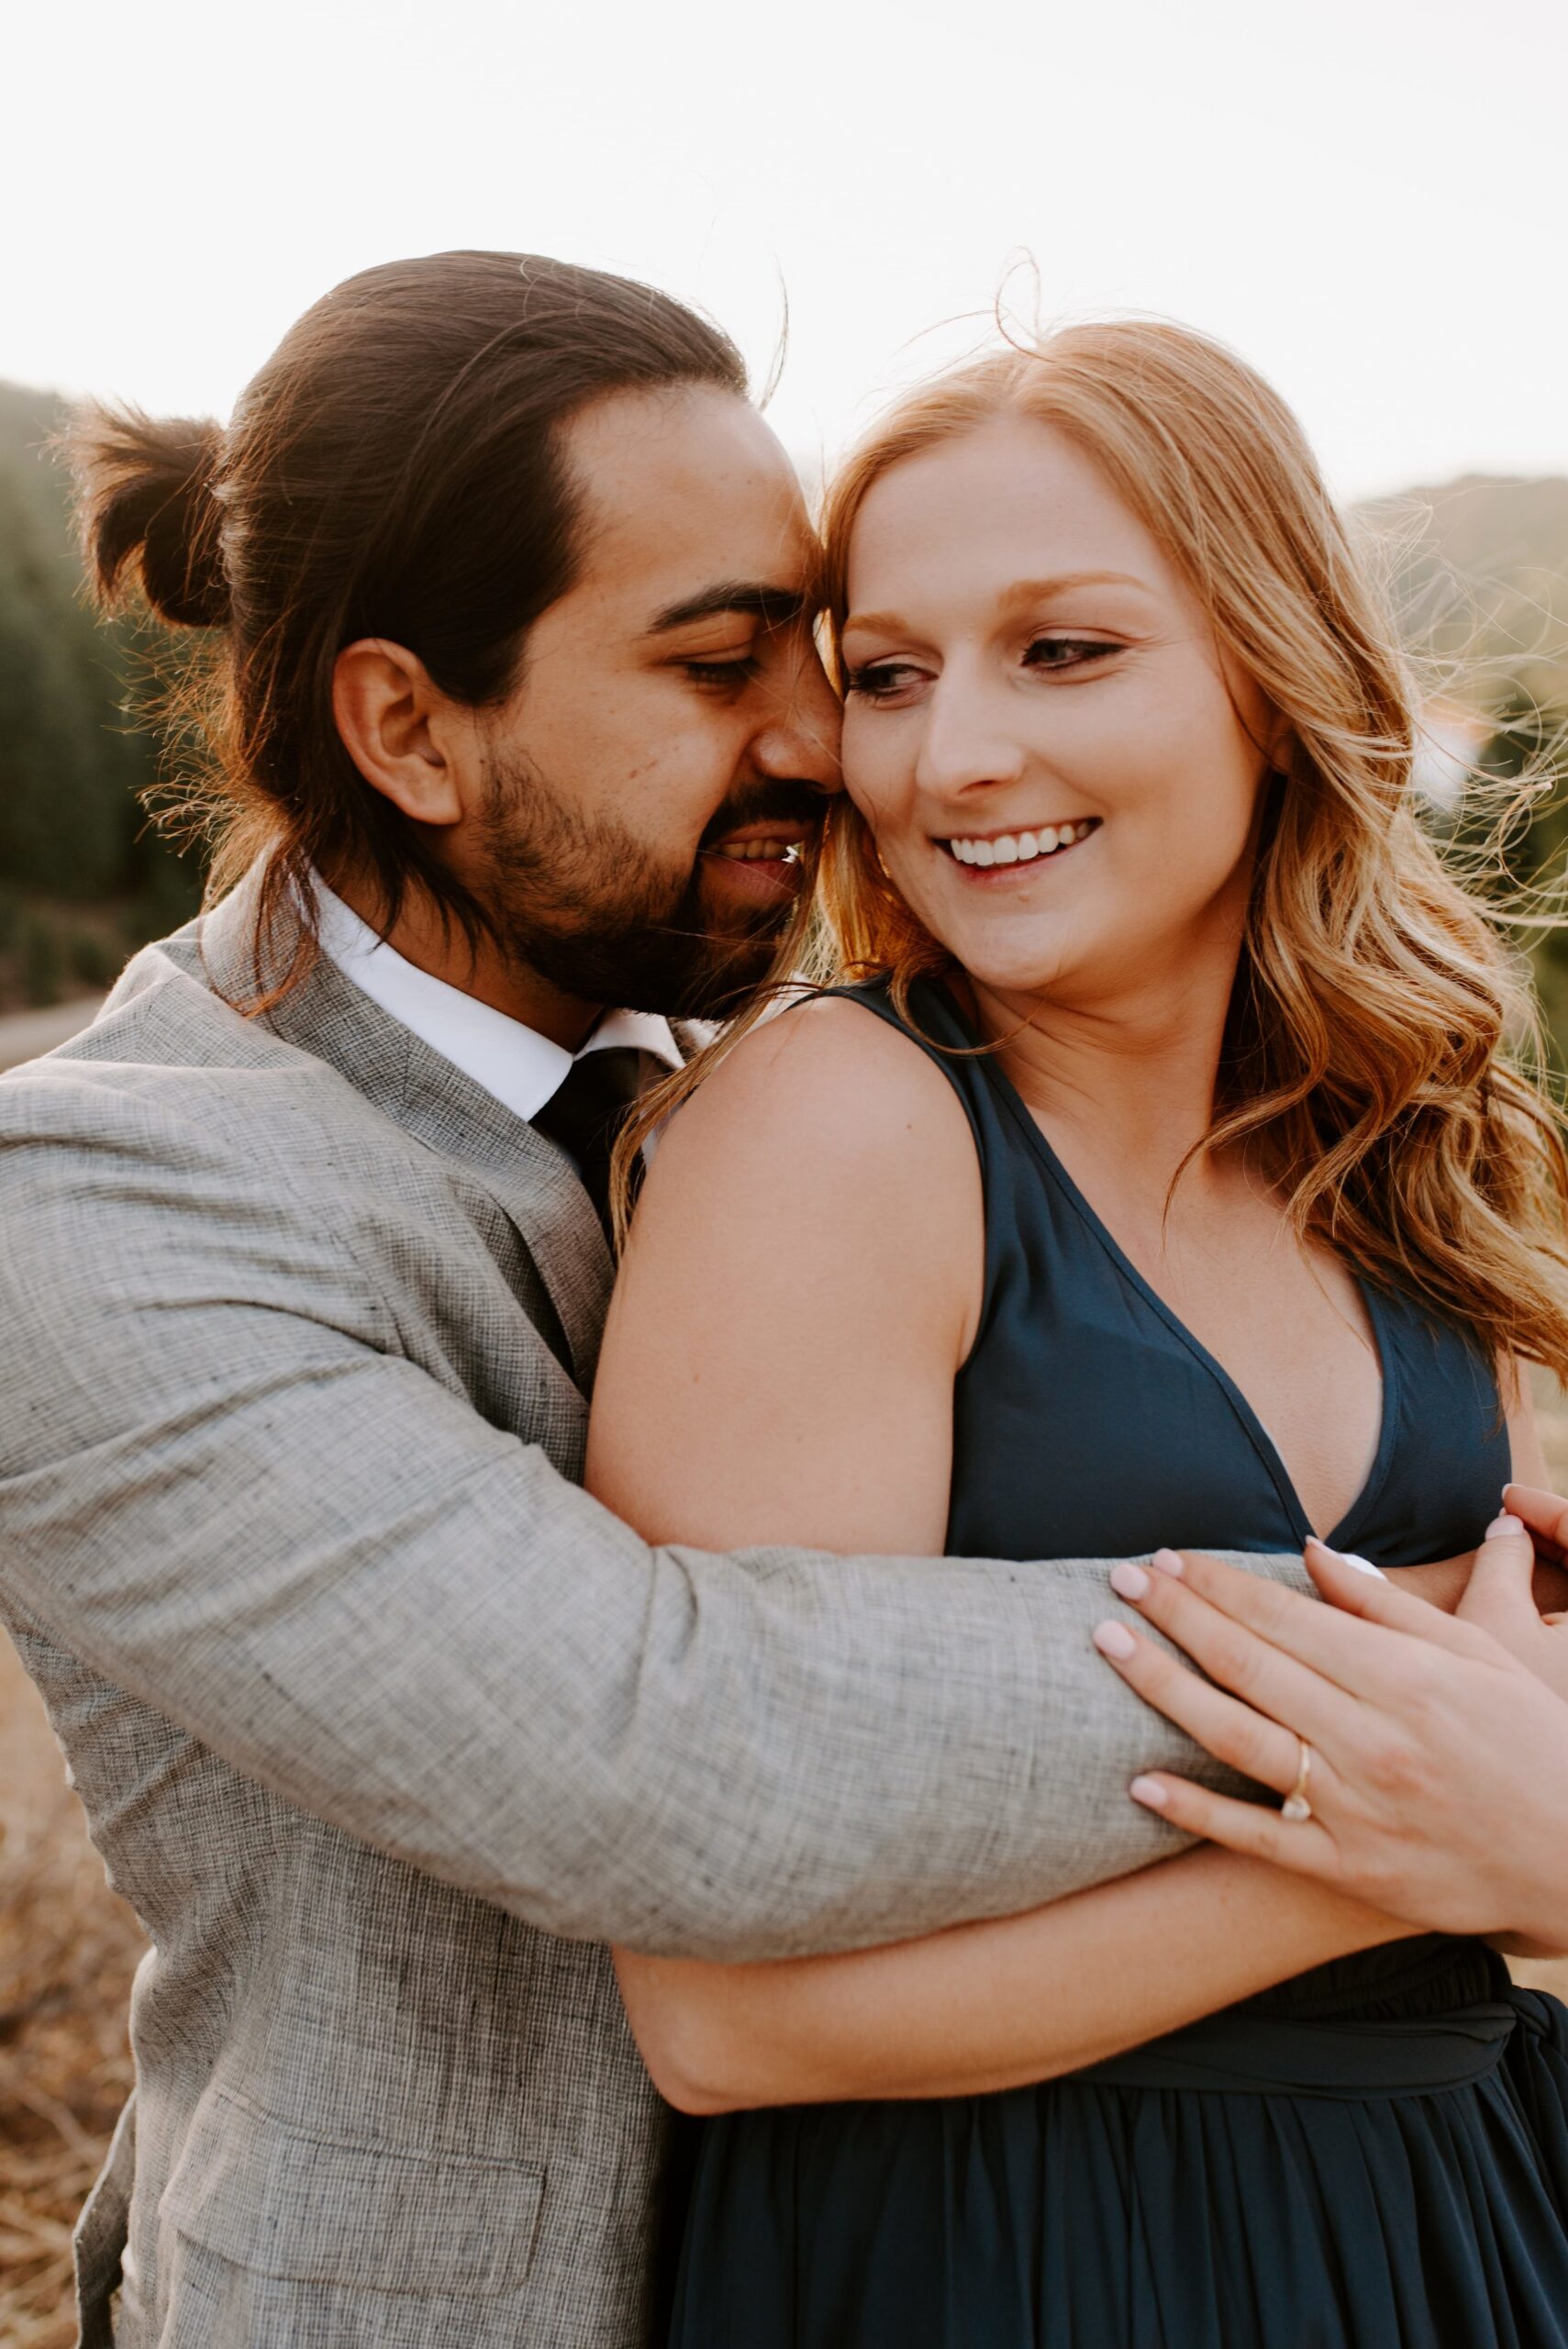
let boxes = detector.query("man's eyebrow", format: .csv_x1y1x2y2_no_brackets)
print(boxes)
842,572,1151,636
647,582,814,635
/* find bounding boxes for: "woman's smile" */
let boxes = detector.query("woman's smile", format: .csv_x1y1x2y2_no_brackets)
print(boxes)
938,816,1100,873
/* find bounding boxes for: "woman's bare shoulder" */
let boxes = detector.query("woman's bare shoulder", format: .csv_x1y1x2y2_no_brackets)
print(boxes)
594,993,983,1551
620,992,983,1338
652,991,978,1206
617,991,984,1382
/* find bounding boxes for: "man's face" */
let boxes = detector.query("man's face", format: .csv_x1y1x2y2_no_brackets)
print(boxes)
461,384,841,1019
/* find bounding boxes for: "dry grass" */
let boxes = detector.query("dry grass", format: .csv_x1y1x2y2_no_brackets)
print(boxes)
4,1393,1568,2339
0,1638,145,2348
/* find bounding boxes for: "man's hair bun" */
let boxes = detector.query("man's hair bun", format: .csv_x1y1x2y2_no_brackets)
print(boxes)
66,403,229,628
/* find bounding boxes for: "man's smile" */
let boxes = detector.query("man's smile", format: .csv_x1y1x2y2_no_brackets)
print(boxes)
701,814,822,904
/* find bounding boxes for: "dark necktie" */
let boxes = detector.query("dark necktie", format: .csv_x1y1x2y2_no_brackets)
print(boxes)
533,1047,651,1238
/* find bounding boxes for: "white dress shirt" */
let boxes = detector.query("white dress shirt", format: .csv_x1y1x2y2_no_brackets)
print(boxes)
311,875,684,1128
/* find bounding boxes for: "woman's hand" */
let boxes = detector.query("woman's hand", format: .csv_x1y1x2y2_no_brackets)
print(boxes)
1489,1486,1568,1698
1090,1520,1568,1951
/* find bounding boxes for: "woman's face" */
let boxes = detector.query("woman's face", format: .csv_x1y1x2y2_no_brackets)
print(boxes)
838,416,1277,1009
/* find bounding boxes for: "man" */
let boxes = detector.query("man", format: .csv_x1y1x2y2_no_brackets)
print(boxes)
0,250,1451,2348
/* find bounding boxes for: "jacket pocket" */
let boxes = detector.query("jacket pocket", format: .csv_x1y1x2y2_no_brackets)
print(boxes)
160,2086,545,2295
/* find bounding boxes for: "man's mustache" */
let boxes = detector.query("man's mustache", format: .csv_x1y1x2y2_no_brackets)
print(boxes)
698,781,831,853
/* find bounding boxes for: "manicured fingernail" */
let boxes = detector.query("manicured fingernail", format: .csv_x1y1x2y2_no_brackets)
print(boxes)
1129,1775,1169,1809
1307,1537,1385,1578
1329,1543,1384,1577
1109,1562,1150,1602
1150,1548,1184,1577
1486,1511,1524,1538
1094,1620,1138,1660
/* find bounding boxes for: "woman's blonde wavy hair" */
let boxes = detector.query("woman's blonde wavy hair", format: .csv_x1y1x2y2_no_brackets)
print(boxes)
621,319,1568,1384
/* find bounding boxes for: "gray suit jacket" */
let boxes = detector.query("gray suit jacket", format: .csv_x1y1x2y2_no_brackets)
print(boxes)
0,879,1308,2348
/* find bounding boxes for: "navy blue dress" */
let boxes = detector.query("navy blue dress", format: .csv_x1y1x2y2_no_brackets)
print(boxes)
666,976,1568,2348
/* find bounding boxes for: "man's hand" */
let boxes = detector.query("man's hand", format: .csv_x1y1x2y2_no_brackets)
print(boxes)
1090,1525,1568,1949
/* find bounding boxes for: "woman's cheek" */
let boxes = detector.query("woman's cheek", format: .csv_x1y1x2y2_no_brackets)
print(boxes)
843,764,912,847
839,733,899,821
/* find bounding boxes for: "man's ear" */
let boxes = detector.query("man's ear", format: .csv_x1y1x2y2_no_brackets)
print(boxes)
332,639,466,828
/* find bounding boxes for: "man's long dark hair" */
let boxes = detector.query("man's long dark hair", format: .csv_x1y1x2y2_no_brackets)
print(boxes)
67,250,748,994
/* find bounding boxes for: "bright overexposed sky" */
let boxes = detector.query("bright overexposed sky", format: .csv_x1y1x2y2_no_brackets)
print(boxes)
6,0,1564,501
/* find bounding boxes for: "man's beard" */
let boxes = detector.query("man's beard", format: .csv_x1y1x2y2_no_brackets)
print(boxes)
471,749,819,1020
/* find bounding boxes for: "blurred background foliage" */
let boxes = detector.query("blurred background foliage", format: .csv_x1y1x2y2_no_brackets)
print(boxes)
2,379,1567,1042
0,382,198,1015
1373,475,1568,1054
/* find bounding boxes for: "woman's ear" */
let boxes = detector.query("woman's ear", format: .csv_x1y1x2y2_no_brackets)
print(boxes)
332,639,464,827
1263,706,1296,778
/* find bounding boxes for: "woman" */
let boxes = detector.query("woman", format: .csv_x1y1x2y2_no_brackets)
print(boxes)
586,321,1568,2344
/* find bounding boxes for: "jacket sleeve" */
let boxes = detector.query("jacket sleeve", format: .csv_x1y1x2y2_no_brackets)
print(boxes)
0,1063,1317,1963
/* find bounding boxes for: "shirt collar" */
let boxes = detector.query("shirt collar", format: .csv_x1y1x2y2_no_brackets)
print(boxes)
309,874,684,1126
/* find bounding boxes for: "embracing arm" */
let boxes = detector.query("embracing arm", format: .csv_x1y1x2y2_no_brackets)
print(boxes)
0,1041,1325,1960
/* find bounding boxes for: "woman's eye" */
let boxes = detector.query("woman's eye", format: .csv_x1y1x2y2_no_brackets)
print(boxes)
843,662,925,700
845,640,1118,697
1023,635,1118,672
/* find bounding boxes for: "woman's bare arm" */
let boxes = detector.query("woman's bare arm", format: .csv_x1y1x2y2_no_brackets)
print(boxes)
616,1846,1406,2113
590,996,1409,2112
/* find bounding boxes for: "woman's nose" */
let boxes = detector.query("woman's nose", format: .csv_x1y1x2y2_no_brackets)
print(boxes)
913,676,1025,798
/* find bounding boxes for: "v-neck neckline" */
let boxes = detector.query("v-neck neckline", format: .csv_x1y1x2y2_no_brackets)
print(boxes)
952,1002,1396,1552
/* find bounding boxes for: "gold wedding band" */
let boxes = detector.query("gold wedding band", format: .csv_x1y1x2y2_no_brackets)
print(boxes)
1281,1737,1313,1822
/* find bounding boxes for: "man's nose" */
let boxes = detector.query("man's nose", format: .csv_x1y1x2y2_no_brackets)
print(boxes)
753,640,842,793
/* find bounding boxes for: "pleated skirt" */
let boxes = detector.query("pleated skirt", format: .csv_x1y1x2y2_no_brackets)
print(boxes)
666,1943,1568,2349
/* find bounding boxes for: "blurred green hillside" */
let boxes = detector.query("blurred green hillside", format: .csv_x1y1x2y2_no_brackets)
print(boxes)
2,376,1567,1036
0,383,197,1013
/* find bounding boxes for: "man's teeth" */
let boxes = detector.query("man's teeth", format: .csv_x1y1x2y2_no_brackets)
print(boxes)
946,820,1095,869
714,837,800,862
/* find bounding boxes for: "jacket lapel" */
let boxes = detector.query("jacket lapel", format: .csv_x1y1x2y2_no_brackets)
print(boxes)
196,881,613,1389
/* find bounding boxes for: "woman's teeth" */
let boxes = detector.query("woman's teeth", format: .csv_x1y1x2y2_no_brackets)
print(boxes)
713,837,800,862
945,820,1096,869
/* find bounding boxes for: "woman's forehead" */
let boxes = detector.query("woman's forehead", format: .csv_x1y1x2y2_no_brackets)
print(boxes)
846,418,1177,615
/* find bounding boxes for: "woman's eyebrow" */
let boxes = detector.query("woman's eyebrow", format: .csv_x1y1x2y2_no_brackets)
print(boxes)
996,570,1150,609
842,571,1151,638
